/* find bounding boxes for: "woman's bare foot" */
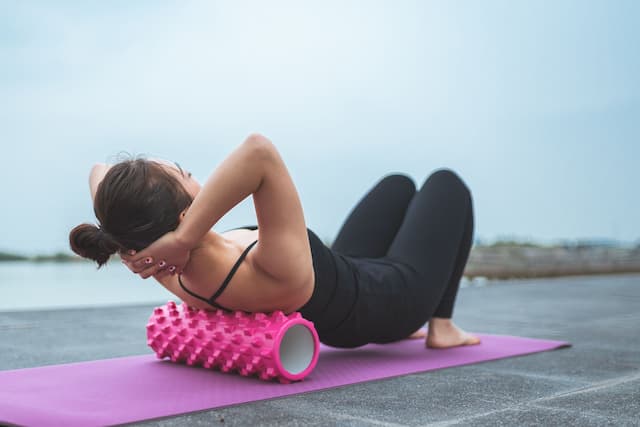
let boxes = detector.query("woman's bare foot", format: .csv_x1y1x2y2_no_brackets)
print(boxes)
406,328,428,340
426,317,481,349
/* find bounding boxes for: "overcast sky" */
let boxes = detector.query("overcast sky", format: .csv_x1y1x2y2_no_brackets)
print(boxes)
1,0,639,255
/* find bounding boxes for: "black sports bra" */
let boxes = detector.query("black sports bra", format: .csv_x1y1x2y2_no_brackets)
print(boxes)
178,239,258,312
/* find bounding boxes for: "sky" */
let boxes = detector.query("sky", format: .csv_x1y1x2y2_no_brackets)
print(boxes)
1,0,639,255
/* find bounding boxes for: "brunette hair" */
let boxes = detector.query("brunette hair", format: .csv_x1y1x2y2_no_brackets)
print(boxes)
69,159,193,267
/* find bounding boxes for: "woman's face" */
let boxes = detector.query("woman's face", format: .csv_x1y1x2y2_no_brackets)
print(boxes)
153,159,201,198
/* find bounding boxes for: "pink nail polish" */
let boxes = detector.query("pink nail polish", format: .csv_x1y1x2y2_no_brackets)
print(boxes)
159,261,166,267
145,257,153,264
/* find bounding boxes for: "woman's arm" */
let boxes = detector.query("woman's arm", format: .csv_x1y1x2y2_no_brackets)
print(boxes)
129,134,314,286
176,134,279,247
89,163,111,201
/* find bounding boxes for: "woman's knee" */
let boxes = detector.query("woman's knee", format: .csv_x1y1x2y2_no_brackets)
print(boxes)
425,168,472,199
377,173,416,196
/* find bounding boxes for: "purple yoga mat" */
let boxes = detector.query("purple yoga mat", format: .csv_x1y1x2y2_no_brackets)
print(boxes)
0,333,569,427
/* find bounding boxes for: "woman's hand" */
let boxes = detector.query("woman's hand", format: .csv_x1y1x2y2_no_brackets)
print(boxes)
121,231,191,279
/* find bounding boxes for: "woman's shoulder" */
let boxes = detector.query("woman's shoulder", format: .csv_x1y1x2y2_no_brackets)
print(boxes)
160,229,311,312
219,227,259,247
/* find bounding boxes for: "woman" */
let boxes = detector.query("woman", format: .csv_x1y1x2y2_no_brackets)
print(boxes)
70,133,480,349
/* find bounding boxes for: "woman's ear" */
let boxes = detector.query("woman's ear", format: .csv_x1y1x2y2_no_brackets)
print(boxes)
178,208,188,223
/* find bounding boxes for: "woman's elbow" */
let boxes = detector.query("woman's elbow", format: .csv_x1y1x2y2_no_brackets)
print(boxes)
243,133,277,161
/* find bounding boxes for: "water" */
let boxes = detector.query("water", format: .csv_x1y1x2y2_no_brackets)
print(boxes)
0,262,176,312
0,262,480,313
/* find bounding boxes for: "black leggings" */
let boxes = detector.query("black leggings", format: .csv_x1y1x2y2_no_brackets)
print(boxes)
300,168,474,347
331,168,474,320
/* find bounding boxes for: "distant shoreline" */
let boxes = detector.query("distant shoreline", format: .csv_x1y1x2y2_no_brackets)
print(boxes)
3,242,640,279
0,252,85,263
464,243,640,280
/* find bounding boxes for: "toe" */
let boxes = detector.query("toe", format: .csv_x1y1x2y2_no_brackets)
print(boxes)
465,334,481,345
407,328,428,340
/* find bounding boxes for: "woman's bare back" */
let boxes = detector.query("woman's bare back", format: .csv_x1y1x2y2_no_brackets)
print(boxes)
154,228,313,314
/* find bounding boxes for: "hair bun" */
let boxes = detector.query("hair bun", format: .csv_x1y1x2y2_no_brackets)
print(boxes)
69,223,121,267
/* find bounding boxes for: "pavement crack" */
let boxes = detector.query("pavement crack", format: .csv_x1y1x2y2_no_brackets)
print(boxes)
474,366,588,387
424,371,640,426
0,323,39,330
327,413,408,426
530,370,640,403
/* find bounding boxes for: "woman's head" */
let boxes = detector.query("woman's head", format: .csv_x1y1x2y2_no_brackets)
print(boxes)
69,158,198,267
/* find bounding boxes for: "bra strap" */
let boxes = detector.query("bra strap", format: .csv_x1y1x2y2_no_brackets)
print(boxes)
177,239,258,312
178,275,232,312
210,240,258,303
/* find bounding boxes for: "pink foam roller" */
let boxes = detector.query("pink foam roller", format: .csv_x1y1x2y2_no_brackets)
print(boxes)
146,301,320,383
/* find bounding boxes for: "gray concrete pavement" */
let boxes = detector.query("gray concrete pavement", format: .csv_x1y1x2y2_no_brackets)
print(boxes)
1,274,638,426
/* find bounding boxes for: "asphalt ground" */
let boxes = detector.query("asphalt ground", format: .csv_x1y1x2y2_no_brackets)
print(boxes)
1,273,638,426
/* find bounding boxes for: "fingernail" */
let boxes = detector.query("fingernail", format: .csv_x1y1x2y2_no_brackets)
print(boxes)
145,257,153,264
128,250,136,255
158,261,166,267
